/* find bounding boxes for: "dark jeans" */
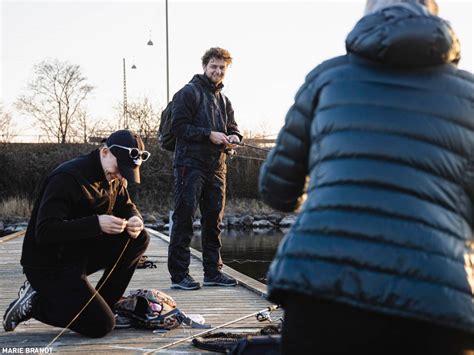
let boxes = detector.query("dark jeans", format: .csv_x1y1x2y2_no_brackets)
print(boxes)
282,293,473,355
168,166,225,282
25,230,149,338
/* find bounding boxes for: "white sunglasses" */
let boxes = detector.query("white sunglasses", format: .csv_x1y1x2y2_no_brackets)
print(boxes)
108,144,151,163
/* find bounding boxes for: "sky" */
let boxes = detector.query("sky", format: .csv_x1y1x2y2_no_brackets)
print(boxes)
1,0,473,142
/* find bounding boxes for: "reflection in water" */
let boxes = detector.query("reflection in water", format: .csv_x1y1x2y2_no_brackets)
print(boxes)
190,228,286,284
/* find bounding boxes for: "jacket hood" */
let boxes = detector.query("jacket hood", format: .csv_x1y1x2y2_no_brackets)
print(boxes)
346,3,460,67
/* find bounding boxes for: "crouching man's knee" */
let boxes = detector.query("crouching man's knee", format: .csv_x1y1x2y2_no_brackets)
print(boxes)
74,309,115,338
79,315,115,338
134,229,150,252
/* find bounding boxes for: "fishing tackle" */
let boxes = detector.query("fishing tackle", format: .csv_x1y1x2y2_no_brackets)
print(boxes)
144,304,281,353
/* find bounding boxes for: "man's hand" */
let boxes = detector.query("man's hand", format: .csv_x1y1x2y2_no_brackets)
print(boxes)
227,135,240,149
227,135,240,143
98,215,128,235
209,131,230,146
126,216,144,239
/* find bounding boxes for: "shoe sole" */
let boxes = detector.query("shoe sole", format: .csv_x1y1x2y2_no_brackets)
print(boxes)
3,284,33,331
170,284,201,290
203,282,237,287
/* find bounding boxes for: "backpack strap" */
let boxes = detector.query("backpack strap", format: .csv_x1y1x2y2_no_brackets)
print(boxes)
220,92,227,116
219,92,229,134
185,83,202,115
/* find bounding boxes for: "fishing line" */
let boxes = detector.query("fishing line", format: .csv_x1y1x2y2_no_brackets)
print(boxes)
46,238,131,348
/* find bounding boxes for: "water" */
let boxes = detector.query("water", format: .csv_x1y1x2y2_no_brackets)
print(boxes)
190,228,286,284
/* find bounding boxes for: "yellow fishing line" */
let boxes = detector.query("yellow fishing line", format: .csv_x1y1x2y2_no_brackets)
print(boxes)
46,238,131,348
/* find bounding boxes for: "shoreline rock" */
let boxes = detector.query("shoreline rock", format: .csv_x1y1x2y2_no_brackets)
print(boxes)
143,212,296,231
1,212,296,237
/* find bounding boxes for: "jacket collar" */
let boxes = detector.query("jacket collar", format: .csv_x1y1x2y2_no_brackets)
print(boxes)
191,74,224,94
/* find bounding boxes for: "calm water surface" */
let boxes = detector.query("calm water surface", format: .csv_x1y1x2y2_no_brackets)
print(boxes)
190,228,286,284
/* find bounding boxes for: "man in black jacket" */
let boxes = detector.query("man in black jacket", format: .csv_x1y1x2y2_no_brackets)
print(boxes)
168,47,242,290
260,0,474,354
3,130,150,338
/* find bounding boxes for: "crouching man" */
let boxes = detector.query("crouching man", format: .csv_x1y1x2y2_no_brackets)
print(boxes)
3,130,151,338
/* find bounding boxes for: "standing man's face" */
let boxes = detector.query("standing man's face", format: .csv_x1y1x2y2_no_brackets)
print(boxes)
203,58,228,85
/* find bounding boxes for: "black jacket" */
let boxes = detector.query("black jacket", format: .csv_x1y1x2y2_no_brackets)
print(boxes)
171,74,242,172
21,150,141,268
259,4,474,333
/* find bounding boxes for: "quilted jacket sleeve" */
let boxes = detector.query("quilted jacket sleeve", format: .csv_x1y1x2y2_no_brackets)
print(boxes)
258,80,317,212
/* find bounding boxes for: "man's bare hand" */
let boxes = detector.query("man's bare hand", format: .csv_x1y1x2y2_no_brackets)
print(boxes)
126,216,144,239
209,131,230,146
98,215,127,235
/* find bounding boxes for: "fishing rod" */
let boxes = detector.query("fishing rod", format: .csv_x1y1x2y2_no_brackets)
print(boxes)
235,141,271,153
144,304,280,354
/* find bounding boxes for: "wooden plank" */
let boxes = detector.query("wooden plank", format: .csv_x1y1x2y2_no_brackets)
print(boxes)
0,228,282,353
147,229,268,297
0,230,26,243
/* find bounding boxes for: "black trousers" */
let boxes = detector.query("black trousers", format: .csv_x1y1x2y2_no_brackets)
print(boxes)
25,230,149,338
168,166,225,282
282,293,473,355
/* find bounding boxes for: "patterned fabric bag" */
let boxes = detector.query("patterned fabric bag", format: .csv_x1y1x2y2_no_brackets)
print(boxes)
115,289,209,330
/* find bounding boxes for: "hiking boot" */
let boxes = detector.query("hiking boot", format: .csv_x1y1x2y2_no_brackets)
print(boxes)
203,273,237,287
171,274,201,290
3,280,37,331
114,313,132,329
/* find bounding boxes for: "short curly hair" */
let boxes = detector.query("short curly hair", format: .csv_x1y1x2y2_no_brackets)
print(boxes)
201,47,233,67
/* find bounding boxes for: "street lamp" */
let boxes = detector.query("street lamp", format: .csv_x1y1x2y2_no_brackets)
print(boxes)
122,58,137,129
147,30,154,46
146,0,169,103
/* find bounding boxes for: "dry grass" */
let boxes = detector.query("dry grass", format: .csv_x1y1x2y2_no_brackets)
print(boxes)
0,195,278,221
134,194,174,217
225,198,277,215
0,196,32,219
132,196,277,217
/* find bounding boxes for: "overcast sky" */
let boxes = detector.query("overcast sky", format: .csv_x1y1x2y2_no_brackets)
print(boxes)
1,0,473,142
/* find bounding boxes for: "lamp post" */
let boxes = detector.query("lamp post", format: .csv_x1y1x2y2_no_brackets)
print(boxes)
122,58,137,129
165,0,170,103
147,0,170,103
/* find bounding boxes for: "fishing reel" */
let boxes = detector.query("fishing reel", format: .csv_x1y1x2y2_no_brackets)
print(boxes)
256,310,276,322
256,304,282,324
224,148,236,158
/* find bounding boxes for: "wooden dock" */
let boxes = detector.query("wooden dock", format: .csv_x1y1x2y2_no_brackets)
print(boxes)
0,229,282,353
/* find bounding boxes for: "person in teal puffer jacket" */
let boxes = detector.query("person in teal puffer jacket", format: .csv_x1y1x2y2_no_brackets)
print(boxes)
259,0,474,353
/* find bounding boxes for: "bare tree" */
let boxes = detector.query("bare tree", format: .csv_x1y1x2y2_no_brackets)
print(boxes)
125,97,161,144
0,103,17,143
16,59,94,143
70,109,101,143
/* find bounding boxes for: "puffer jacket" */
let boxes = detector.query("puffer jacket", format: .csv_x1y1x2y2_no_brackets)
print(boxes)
171,74,242,173
259,3,474,333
